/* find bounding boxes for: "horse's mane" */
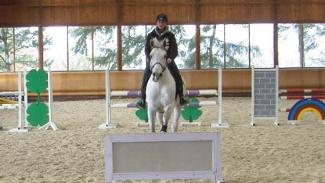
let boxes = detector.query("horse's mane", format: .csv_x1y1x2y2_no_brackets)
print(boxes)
150,47,166,58
150,37,168,57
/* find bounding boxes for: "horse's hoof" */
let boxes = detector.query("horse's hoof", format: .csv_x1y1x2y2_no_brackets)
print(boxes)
160,125,167,132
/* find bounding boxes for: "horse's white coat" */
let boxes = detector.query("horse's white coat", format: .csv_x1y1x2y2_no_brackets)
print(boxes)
146,39,180,133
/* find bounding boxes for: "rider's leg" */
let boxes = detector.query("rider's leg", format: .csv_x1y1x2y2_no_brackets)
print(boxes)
167,61,189,106
137,60,151,109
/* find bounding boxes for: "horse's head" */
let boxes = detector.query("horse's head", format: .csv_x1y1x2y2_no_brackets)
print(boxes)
149,38,168,82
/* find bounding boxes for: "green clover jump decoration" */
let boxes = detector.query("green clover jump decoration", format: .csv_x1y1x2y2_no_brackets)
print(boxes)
135,108,148,123
27,102,49,126
26,69,49,127
181,98,202,123
135,98,203,124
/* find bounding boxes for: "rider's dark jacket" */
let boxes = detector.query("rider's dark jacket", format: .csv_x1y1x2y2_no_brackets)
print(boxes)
145,26,178,62
140,26,184,101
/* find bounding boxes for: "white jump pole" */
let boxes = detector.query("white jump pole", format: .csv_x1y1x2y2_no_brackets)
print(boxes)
24,70,29,128
18,72,23,129
211,67,229,128
251,67,255,126
9,71,28,133
39,68,58,130
275,65,279,126
111,100,218,108
98,67,118,129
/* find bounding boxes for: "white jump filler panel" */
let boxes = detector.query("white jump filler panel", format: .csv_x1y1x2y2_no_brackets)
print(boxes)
104,133,222,183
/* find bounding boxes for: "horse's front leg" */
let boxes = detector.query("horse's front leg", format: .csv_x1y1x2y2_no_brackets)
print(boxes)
148,107,156,133
157,112,164,132
161,106,172,132
171,105,181,133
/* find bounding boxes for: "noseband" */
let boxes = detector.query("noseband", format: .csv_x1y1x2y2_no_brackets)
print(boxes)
149,46,168,79
150,62,167,74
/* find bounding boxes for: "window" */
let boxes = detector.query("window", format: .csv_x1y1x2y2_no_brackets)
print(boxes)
0,28,14,72
122,26,147,70
15,27,39,71
225,24,249,68
94,26,117,70
68,26,93,71
2,23,324,71
304,24,325,67
200,24,225,69
171,25,196,69
250,24,274,68
43,26,67,71
278,24,300,67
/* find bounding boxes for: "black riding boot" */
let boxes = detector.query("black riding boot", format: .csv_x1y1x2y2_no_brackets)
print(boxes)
167,61,188,106
136,65,151,109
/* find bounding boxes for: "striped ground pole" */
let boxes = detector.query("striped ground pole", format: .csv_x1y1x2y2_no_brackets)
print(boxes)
111,91,141,98
0,104,19,110
279,89,325,114
280,89,325,93
184,90,217,97
110,89,218,98
0,91,19,96
279,108,291,112
280,96,325,100
0,92,21,102
111,100,217,108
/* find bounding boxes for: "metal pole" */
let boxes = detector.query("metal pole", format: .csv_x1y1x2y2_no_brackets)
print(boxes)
24,71,28,128
106,68,111,126
18,72,22,128
38,68,58,130
275,66,279,125
98,67,117,129
218,67,222,125
48,69,52,125
251,67,255,126
211,67,228,128
10,72,28,132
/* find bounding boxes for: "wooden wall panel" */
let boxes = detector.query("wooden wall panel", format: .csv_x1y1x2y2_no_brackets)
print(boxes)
223,69,251,90
0,73,20,92
121,1,196,25
52,72,105,93
279,69,325,88
276,0,325,23
51,71,143,95
0,6,40,26
0,0,40,6
200,0,274,23
1,0,325,26
41,5,118,25
1,69,324,96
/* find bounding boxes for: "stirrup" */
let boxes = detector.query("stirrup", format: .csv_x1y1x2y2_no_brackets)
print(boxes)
180,97,189,106
136,99,146,109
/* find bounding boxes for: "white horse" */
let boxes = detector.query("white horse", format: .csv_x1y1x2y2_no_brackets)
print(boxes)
146,38,181,133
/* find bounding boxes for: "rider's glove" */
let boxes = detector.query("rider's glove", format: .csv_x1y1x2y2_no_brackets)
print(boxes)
167,58,172,64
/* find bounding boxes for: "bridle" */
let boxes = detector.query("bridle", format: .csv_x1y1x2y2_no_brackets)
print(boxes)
150,62,166,74
149,48,168,77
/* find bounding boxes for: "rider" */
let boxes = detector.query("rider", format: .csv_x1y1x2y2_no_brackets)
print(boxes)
136,13,188,109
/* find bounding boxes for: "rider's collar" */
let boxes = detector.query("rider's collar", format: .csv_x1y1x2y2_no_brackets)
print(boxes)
155,26,169,37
